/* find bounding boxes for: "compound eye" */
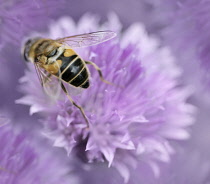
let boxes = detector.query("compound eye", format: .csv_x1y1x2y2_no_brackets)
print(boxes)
47,49,57,57
25,39,32,45
22,39,33,62
23,49,28,61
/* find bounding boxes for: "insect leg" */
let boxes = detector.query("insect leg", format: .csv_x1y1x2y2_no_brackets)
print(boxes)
60,82,89,128
85,61,113,85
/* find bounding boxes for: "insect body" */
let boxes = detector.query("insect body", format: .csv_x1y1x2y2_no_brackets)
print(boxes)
26,39,90,88
54,48,90,88
22,31,116,127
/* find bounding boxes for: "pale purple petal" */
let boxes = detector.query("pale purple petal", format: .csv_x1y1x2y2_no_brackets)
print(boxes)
18,15,195,181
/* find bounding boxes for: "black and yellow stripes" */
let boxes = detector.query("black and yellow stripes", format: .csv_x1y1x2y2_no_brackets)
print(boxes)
57,49,89,88
24,38,90,89
70,67,89,87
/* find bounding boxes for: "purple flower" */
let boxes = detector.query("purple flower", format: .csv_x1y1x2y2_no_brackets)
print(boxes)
17,14,195,182
0,118,75,184
0,0,66,123
70,149,210,184
145,0,210,90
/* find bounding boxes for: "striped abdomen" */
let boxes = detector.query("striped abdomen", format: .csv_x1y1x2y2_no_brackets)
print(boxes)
57,49,89,89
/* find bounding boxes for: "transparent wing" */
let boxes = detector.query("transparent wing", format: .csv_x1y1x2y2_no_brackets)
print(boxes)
34,62,62,101
55,31,117,48
65,82,84,96
34,62,44,86
34,62,83,101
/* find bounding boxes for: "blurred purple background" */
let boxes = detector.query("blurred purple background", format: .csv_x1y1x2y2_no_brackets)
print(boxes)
1,0,210,183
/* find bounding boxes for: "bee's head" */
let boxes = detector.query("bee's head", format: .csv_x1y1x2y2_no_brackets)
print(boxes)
22,37,41,62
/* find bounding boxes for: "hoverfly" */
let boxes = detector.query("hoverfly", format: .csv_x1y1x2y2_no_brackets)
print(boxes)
22,31,116,127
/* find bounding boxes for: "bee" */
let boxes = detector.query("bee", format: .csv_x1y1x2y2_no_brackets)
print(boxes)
22,31,116,128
